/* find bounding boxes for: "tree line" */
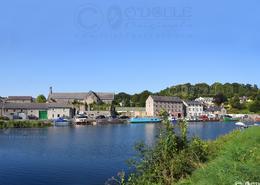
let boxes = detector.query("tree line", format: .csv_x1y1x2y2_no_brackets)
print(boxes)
114,82,260,113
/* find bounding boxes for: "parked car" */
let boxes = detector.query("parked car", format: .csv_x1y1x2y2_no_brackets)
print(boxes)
13,115,22,120
28,115,39,120
119,115,130,120
96,115,106,120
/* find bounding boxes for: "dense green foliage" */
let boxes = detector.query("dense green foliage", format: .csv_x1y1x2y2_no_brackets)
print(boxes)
114,91,152,107
107,117,211,185
114,82,260,113
0,120,52,129
36,94,47,103
158,83,259,100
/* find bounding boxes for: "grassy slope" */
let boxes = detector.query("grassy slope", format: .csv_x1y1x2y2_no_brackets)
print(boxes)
178,127,260,185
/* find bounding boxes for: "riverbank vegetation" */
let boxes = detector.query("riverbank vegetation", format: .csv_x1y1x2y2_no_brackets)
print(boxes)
114,82,260,114
0,120,52,129
108,118,260,185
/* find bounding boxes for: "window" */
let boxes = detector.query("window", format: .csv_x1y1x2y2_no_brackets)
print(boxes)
57,114,60,117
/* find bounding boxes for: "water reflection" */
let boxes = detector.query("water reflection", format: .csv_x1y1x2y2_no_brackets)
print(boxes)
0,122,240,185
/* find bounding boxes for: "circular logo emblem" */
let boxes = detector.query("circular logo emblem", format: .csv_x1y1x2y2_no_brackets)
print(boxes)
76,4,104,32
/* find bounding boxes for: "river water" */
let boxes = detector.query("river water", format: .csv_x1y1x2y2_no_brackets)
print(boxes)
0,122,240,185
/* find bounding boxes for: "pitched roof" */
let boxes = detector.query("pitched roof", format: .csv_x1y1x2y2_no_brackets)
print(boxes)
150,95,183,103
0,103,73,109
49,93,88,100
0,103,48,109
48,91,114,101
205,106,222,112
7,96,33,100
185,101,203,106
95,92,114,100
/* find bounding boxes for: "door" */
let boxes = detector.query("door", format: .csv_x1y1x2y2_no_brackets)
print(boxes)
39,111,48,120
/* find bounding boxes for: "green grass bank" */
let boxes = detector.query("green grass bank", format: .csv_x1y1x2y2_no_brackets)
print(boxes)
118,119,260,185
178,127,260,185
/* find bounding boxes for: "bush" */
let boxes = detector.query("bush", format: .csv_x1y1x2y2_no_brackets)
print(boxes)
108,118,210,185
0,120,52,129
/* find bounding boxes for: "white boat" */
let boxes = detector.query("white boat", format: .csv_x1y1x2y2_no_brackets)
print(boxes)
235,122,248,128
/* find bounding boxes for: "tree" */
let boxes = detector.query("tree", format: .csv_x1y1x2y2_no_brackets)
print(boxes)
213,93,227,106
36,95,47,103
249,100,260,113
230,95,243,109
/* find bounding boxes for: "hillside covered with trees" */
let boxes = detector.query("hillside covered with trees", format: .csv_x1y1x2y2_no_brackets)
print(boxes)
114,83,260,113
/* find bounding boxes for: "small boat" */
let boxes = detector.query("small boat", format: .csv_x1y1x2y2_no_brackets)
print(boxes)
74,115,89,125
255,117,260,122
53,118,71,126
129,117,161,123
223,115,240,122
235,122,248,128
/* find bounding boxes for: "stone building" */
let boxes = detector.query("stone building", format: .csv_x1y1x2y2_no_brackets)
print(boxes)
0,102,74,120
146,95,184,118
116,107,147,117
48,88,114,112
195,97,214,107
183,101,204,120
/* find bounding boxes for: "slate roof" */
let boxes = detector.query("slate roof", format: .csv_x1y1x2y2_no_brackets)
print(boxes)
150,95,183,103
185,101,203,106
7,96,33,100
48,91,114,101
49,93,88,100
205,106,222,112
0,103,73,109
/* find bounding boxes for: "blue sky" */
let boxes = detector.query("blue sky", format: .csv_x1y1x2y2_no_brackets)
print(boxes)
0,0,259,97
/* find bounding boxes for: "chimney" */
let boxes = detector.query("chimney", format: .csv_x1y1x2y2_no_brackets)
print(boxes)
50,87,53,95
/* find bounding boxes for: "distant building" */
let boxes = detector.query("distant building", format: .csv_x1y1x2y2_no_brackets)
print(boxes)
0,102,74,119
239,96,252,104
195,97,214,107
146,95,184,118
116,107,146,117
183,101,204,120
0,97,6,103
6,96,34,103
48,88,114,112
204,106,227,117
48,90,114,105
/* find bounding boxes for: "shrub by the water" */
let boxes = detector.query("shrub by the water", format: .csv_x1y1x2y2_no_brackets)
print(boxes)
107,117,260,185
0,120,52,129
107,116,210,185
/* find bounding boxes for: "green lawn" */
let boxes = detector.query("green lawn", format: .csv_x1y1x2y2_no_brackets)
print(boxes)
178,127,260,185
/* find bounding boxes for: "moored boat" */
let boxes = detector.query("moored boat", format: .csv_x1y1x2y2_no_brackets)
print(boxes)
129,117,161,123
223,115,240,122
255,116,260,122
53,118,71,126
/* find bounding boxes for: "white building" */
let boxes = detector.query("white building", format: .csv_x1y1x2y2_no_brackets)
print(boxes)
146,95,184,118
195,97,214,107
0,102,74,120
183,101,204,120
